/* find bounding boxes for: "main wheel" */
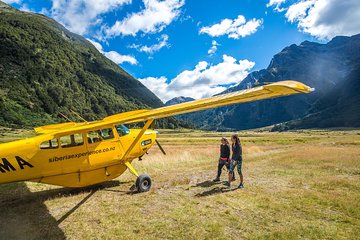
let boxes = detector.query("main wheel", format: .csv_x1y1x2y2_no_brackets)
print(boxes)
136,174,152,192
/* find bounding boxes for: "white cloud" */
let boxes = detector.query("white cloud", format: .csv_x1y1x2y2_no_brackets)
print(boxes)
105,0,184,37
2,0,22,4
266,0,287,12
39,8,49,15
130,34,169,54
19,4,30,12
285,0,315,22
269,0,360,40
50,0,131,35
139,55,255,102
199,15,263,39
104,51,138,65
87,38,137,65
87,39,104,51
208,40,220,56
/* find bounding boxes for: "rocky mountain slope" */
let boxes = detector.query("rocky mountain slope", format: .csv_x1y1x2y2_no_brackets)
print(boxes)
165,96,195,106
0,2,187,128
179,34,360,130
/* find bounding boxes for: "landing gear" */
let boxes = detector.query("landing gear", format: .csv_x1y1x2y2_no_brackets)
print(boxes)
136,174,152,192
124,161,152,193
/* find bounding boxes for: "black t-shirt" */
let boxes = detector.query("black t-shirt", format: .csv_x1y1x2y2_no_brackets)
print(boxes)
232,143,242,161
220,144,230,160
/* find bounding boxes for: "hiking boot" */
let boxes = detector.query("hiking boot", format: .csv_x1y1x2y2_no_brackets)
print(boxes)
238,183,244,189
223,181,230,187
213,177,220,182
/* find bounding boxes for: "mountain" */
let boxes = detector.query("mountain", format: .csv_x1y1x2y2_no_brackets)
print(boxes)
165,96,195,106
272,63,360,130
0,2,188,128
178,34,360,131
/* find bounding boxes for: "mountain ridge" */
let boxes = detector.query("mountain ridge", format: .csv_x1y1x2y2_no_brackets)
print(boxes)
0,1,189,128
165,96,195,106
177,33,360,130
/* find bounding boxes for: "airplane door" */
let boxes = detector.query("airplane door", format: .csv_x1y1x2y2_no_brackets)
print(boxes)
35,133,88,175
114,124,140,159
58,133,88,173
86,127,122,167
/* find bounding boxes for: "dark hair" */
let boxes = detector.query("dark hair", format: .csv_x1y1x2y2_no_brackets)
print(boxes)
232,134,240,145
221,137,229,145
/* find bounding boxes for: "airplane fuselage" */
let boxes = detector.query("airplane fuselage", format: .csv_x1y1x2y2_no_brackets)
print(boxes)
0,124,157,187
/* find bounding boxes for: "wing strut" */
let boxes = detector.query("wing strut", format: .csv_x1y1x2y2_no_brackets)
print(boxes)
121,119,154,162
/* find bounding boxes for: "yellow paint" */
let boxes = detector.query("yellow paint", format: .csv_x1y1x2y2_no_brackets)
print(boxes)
0,80,313,188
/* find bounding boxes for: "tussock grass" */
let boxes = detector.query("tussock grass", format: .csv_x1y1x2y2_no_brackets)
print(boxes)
0,129,360,239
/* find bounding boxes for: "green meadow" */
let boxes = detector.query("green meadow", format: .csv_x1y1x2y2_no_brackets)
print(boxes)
0,128,359,239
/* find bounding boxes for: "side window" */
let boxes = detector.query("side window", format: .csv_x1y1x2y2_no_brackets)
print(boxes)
40,138,59,149
60,134,84,148
87,130,102,144
115,124,130,137
87,128,114,144
99,128,114,140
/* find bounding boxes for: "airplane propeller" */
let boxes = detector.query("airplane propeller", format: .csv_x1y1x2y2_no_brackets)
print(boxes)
155,139,166,155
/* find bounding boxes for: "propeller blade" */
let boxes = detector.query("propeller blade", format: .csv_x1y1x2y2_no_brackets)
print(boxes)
155,139,166,155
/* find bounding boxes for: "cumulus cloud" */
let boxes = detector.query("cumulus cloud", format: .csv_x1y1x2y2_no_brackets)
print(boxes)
87,38,137,65
2,0,22,4
104,51,138,65
50,0,131,35
105,0,184,37
139,55,255,102
208,40,220,56
266,0,287,12
268,0,360,40
199,15,263,39
285,0,315,22
130,34,169,54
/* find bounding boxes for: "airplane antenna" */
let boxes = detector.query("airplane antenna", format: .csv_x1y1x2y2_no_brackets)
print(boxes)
59,112,72,122
70,109,88,123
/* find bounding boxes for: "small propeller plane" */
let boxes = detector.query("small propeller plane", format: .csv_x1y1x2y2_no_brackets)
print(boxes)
0,81,313,192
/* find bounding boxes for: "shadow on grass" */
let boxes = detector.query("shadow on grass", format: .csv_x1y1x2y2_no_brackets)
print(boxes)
0,182,66,239
0,180,131,239
192,180,223,188
102,184,139,195
195,186,239,197
57,190,96,225
0,180,131,206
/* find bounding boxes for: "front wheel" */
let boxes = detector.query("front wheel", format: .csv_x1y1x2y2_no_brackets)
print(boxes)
136,174,152,192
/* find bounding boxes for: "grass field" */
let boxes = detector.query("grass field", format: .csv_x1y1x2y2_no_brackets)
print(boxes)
0,128,360,239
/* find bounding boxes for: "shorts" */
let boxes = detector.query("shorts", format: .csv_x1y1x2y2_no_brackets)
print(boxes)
229,159,242,175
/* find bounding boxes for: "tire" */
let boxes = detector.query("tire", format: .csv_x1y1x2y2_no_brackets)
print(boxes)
136,174,152,192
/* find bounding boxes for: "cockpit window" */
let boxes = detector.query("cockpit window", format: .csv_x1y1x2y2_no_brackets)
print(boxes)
99,128,114,140
40,138,59,149
87,128,114,144
60,134,84,148
116,124,130,137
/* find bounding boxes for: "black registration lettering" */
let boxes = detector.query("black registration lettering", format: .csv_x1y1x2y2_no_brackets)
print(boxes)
0,158,16,173
15,156,34,169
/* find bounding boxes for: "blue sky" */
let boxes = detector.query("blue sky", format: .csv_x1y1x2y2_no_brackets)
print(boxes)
4,0,360,102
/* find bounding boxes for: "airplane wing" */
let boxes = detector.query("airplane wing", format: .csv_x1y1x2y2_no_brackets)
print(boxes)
105,80,314,124
36,80,313,135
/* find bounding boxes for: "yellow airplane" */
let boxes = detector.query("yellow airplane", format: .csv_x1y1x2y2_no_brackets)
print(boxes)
0,81,313,192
